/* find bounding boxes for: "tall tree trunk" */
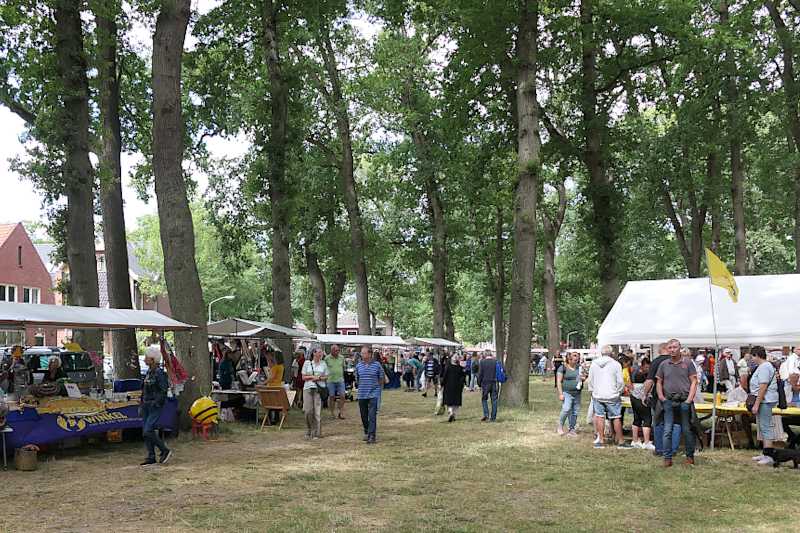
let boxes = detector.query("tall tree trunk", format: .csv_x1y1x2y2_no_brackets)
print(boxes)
261,0,293,367
492,207,506,358
326,269,346,334
764,0,800,272
504,0,540,409
317,28,371,334
444,298,455,341
720,0,747,275
708,152,722,255
305,247,327,333
93,0,139,378
541,181,567,364
54,0,101,352
152,0,210,422
426,177,448,338
580,0,621,314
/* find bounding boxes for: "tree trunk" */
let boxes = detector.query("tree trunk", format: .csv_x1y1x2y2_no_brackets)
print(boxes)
326,269,346,334
261,0,293,367
580,0,621,314
492,207,506,358
152,0,210,423
426,177,447,339
54,0,101,352
317,28,371,334
305,247,327,333
444,298,455,341
720,0,747,275
503,0,540,409
541,181,567,365
93,1,139,378
764,1,800,272
708,152,722,255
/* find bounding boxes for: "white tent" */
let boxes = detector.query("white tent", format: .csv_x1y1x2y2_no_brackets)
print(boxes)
315,334,407,346
597,274,800,347
207,318,313,340
0,301,195,331
405,337,462,348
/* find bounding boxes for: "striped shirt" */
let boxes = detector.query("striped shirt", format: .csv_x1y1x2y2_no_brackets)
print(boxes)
355,361,384,399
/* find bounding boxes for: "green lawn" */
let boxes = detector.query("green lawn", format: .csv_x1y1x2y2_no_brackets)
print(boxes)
4,378,799,532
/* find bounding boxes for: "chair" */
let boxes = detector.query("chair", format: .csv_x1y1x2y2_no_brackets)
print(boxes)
255,386,290,431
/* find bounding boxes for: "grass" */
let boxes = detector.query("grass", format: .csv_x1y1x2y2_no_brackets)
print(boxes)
3,378,800,532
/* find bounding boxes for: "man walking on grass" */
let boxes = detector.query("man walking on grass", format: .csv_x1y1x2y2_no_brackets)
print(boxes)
656,338,698,467
325,344,346,420
587,345,631,449
477,349,499,421
355,346,383,444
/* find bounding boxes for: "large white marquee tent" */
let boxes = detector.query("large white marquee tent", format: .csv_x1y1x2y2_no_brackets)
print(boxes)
597,274,800,348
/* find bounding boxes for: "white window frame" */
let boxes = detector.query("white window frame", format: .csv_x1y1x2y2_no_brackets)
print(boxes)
23,286,41,304
0,284,16,302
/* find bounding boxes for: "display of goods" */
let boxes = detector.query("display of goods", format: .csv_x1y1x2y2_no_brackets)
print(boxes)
189,396,219,425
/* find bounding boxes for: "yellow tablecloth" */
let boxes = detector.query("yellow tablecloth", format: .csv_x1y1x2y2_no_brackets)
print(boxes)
621,397,800,417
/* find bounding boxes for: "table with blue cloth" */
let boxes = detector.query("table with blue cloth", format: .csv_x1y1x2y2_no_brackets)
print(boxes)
5,396,178,449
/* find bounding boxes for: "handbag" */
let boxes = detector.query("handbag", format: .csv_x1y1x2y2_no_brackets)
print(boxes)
777,376,788,410
496,360,507,383
317,384,329,403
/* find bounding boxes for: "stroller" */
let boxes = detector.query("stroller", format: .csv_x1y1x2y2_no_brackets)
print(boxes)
344,364,356,401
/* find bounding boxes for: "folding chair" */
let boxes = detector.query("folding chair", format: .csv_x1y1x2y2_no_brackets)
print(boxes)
255,386,290,430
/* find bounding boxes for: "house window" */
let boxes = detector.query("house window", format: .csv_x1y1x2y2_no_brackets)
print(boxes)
17,246,22,267
23,287,40,304
0,285,16,302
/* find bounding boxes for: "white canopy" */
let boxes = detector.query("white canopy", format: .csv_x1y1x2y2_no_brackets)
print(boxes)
315,334,407,346
207,318,313,340
405,337,462,348
597,274,800,347
0,301,195,331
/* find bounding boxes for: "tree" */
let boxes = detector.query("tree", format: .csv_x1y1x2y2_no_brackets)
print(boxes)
151,0,210,420
540,172,567,363
92,0,139,377
504,0,540,408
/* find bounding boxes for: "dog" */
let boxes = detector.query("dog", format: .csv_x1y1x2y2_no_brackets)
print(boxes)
763,447,800,468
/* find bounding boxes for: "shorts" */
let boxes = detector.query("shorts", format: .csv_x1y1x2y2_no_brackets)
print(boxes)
593,398,622,420
425,375,438,385
631,396,652,427
328,381,346,398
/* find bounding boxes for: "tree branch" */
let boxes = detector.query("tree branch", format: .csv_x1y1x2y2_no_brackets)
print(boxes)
0,80,37,125
598,50,683,94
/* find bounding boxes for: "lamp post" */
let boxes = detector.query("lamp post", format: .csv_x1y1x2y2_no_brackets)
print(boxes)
208,295,235,322
566,330,579,349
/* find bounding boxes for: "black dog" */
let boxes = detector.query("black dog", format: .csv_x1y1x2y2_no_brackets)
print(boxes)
763,447,800,468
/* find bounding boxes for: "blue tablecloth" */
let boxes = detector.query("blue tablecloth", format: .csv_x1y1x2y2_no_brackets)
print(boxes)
5,398,179,449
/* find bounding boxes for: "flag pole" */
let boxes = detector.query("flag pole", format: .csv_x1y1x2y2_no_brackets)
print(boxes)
707,272,721,451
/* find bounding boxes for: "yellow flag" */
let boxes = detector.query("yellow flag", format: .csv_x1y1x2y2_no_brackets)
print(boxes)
705,248,739,303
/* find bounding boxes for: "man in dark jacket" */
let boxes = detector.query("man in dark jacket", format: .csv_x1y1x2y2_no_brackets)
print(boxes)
477,350,499,421
140,345,172,466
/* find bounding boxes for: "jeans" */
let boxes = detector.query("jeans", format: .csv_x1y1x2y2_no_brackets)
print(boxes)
653,423,682,456
662,399,694,460
358,397,378,438
481,382,499,420
559,391,581,430
469,374,478,391
757,401,777,441
142,403,168,460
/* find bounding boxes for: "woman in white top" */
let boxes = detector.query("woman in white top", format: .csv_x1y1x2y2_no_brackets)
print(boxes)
302,348,328,439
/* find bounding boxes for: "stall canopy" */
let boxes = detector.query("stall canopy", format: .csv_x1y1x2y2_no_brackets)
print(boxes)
405,337,462,348
0,301,195,331
597,274,800,347
315,334,407,346
207,317,312,340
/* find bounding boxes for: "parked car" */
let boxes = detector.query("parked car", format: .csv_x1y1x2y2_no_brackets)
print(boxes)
24,347,97,392
103,355,147,381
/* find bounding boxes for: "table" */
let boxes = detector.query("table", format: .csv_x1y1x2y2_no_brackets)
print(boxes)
1,427,12,469
211,389,260,423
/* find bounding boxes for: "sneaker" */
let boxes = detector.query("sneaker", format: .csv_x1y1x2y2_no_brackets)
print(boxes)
480,417,488,422
617,442,634,449
557,425,565,436
684,458,695,466
593,442,605,449
159,450,173,464
631,441,643,449
566,430,578,438
643,442,656,451
366,436,376,444
448,414,455,423
593,436,602,445
422,393,427,398
140,459,157,467
663,458,673,468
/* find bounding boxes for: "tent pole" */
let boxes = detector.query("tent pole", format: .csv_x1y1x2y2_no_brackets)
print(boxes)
707,277,721,452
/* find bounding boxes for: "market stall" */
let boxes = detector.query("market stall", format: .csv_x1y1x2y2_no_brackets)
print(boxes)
404,337,462,349
0,301,194,450
315,334,407,346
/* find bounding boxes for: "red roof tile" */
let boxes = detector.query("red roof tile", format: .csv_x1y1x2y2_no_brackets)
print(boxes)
0,223,19,249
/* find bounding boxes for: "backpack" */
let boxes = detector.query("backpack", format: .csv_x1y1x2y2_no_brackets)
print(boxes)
496,360,507,383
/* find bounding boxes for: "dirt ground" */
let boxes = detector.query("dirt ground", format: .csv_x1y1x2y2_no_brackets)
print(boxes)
4,380,800,532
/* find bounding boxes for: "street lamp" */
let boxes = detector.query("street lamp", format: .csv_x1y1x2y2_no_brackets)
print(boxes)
208,295,235,322
566,330,579,349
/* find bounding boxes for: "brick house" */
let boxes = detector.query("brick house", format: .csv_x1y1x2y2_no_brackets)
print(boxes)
335,310,386,336
0,223,57,345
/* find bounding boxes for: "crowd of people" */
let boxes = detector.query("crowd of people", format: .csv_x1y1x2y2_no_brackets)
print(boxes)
552,339,800,468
